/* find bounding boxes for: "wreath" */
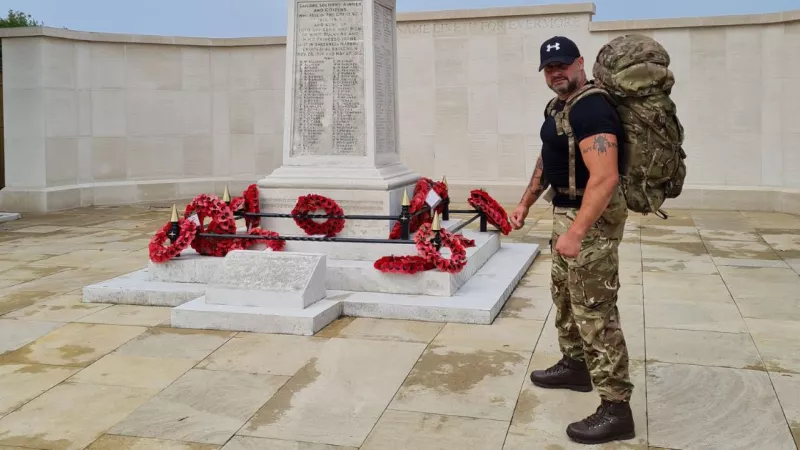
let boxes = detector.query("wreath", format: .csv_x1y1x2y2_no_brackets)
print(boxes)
373,255,434,274
389,177,449,239
245,228,286,252
413,223,468,274
468,189,512,235
291,194,345,237
183,194,240,257
241,184,260,230
148,218,198,263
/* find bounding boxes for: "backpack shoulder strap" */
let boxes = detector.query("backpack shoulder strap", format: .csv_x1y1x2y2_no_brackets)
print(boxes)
557,84,610,200
544,96,559,118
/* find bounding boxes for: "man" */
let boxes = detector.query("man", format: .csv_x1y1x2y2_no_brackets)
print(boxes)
509,36,635,445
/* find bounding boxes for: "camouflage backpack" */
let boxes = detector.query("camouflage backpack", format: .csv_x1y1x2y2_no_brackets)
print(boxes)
546,34,687,218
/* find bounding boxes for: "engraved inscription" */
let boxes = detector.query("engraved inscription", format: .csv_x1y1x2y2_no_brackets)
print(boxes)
292,0,366,157
373,2,397,154
397,16,582,35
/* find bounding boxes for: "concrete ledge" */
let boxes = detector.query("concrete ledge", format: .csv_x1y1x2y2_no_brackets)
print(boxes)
397,3,595,22
590,9,800,31
0,26,286,46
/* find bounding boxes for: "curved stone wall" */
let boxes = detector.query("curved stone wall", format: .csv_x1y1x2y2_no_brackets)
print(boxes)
0,2,798,213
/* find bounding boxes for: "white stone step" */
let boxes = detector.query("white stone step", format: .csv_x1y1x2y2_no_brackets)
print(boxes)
325,230,500,296
171,297,343,336
247,219,465,261
83,269,205,307
340,242,540,324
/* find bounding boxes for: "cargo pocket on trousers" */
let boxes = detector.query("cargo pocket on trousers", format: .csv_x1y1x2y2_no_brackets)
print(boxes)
570,240,620,309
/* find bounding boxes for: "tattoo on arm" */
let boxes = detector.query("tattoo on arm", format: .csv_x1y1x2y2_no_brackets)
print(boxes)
583,134,618,155
521,155,549,204
529,157,548,196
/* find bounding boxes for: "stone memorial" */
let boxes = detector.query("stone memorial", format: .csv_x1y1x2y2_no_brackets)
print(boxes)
81,0,541,335
257,0,420,239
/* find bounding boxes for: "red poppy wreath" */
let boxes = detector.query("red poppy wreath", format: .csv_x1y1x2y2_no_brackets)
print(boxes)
183,194,239,257
468,189,512,235
148,218,198,263
244,227,286,252
413,223,468,274
241,184,260,230
373,255,434,274
291,194,345,237
388,177,449,240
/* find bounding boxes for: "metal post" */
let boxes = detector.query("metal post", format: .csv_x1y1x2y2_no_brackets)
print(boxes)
222,185,231,206
167,204,180,244
479,210,488,232
399,188,411,240
431,211,442,251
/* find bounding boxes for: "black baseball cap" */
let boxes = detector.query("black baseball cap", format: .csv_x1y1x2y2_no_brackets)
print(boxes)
538,36,581,71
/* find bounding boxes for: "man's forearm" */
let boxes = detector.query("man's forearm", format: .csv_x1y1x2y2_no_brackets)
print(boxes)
567,173,618,239
520,155,549,208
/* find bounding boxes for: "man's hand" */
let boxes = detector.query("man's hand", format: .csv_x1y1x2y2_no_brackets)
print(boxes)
510,203,530,230
554,231,582,258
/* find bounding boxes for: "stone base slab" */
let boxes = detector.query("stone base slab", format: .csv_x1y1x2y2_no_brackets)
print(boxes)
171,297,343,336
82,270,206,307
327,230,500,296
256,163,424,239
258,186,416,239
148,248,222,283
146,220,467,289
83,242,539,333
340,243,539,324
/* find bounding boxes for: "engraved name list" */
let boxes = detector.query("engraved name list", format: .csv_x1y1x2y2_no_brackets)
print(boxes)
292,1,367,157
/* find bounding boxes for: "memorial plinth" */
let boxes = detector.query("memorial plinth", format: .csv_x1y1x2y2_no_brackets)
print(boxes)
257,0,419,238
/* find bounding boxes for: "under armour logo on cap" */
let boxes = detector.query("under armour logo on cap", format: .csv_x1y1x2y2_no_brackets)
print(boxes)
539,36,581,71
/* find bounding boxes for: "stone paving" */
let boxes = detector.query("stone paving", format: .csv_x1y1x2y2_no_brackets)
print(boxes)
0,203,799,449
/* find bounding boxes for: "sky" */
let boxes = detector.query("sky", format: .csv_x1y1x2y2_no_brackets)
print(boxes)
0,0,798,38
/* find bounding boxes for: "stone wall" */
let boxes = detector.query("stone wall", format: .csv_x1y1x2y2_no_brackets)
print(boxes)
1,3,799,213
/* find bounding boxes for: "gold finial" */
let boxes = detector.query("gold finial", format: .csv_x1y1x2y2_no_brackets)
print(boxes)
170,204,179,223
441,175,448,187
401,189,410,206
432,211,441,231
222,185,231,203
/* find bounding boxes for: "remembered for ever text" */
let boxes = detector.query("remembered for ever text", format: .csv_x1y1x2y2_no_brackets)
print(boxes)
292,1,366,157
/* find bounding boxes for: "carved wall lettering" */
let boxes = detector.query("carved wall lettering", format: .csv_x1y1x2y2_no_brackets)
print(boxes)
397,16,582,35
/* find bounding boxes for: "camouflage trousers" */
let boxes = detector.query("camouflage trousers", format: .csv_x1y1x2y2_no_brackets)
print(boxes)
550,187,633,403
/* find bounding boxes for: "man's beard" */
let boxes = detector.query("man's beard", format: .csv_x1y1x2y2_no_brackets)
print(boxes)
549,77,578,95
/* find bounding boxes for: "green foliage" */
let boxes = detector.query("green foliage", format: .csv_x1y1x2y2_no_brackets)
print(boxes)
0,9,42,28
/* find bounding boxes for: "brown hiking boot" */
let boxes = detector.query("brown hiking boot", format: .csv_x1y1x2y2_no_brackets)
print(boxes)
566,400,636,445
529,355,593,392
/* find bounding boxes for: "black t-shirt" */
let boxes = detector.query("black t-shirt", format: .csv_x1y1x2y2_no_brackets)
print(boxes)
540,90,625,208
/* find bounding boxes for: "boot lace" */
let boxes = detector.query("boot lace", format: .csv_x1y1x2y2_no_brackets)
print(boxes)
544,357,569,375
582,402,613,429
